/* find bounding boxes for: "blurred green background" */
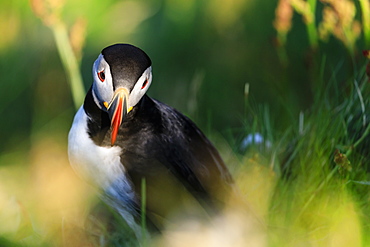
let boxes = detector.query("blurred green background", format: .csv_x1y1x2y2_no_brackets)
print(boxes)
0,0,369,246
0,0,367,153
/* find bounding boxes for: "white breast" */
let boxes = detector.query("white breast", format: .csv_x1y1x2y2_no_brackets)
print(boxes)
68,106,125,190
68,107,144,238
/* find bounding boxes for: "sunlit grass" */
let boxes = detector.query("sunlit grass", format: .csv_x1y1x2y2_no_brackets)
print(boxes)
1,59,367,247
1,0,369,246
0,132,96,246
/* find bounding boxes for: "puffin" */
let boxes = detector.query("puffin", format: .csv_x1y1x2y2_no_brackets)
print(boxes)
68,43,234,240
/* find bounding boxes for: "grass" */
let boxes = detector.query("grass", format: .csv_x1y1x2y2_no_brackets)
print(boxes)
1,45,369,246
1,1,369,246
1,55,367,247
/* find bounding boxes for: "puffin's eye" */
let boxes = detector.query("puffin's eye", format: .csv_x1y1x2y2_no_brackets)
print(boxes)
98,70,105,82
141,79,148,89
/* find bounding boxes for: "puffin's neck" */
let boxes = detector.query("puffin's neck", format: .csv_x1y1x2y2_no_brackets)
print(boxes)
83,87,111,145
83,87,150,146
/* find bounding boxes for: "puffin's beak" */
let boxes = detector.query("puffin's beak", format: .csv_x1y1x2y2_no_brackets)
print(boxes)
104,88,132,146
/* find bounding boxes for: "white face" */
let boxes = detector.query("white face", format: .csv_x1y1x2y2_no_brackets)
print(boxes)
91,54,152,110
128,66,152,108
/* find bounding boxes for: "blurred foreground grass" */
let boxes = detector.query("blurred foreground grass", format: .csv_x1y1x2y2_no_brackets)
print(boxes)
0,62,368,246
1,0,369,246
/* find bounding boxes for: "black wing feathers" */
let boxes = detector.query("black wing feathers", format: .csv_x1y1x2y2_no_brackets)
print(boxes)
118,96,233,214
85,92,233,227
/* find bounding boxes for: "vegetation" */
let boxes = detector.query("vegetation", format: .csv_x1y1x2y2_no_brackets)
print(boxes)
0,0,368,246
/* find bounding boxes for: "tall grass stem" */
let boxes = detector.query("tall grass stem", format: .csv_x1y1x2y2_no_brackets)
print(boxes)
141,177,147,247
307,0,318,49
359,0,370,47
51,22,85,110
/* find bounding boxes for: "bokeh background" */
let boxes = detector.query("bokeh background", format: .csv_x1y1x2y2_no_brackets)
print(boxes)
1,0,368,154
0,0,369,246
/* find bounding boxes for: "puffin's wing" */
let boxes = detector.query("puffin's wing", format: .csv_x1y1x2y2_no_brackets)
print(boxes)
118,97,234,226
170,111,234,204
150,101,234,210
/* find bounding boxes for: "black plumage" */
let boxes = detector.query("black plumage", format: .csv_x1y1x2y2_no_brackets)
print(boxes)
84,87,233,225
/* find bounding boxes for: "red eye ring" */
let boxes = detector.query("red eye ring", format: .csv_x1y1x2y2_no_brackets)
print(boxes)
98,70,105,82
141,79,148,89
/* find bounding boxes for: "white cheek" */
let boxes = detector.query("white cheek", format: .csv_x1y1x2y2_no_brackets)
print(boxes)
92,55,114,104
128,67,152,108
96,76,113,100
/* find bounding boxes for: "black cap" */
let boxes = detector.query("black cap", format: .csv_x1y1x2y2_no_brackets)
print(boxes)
102,44,151,90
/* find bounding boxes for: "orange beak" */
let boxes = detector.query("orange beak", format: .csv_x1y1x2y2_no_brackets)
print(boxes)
104,88,132,146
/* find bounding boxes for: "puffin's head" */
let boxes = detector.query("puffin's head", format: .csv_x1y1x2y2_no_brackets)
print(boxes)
91,43,152,145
